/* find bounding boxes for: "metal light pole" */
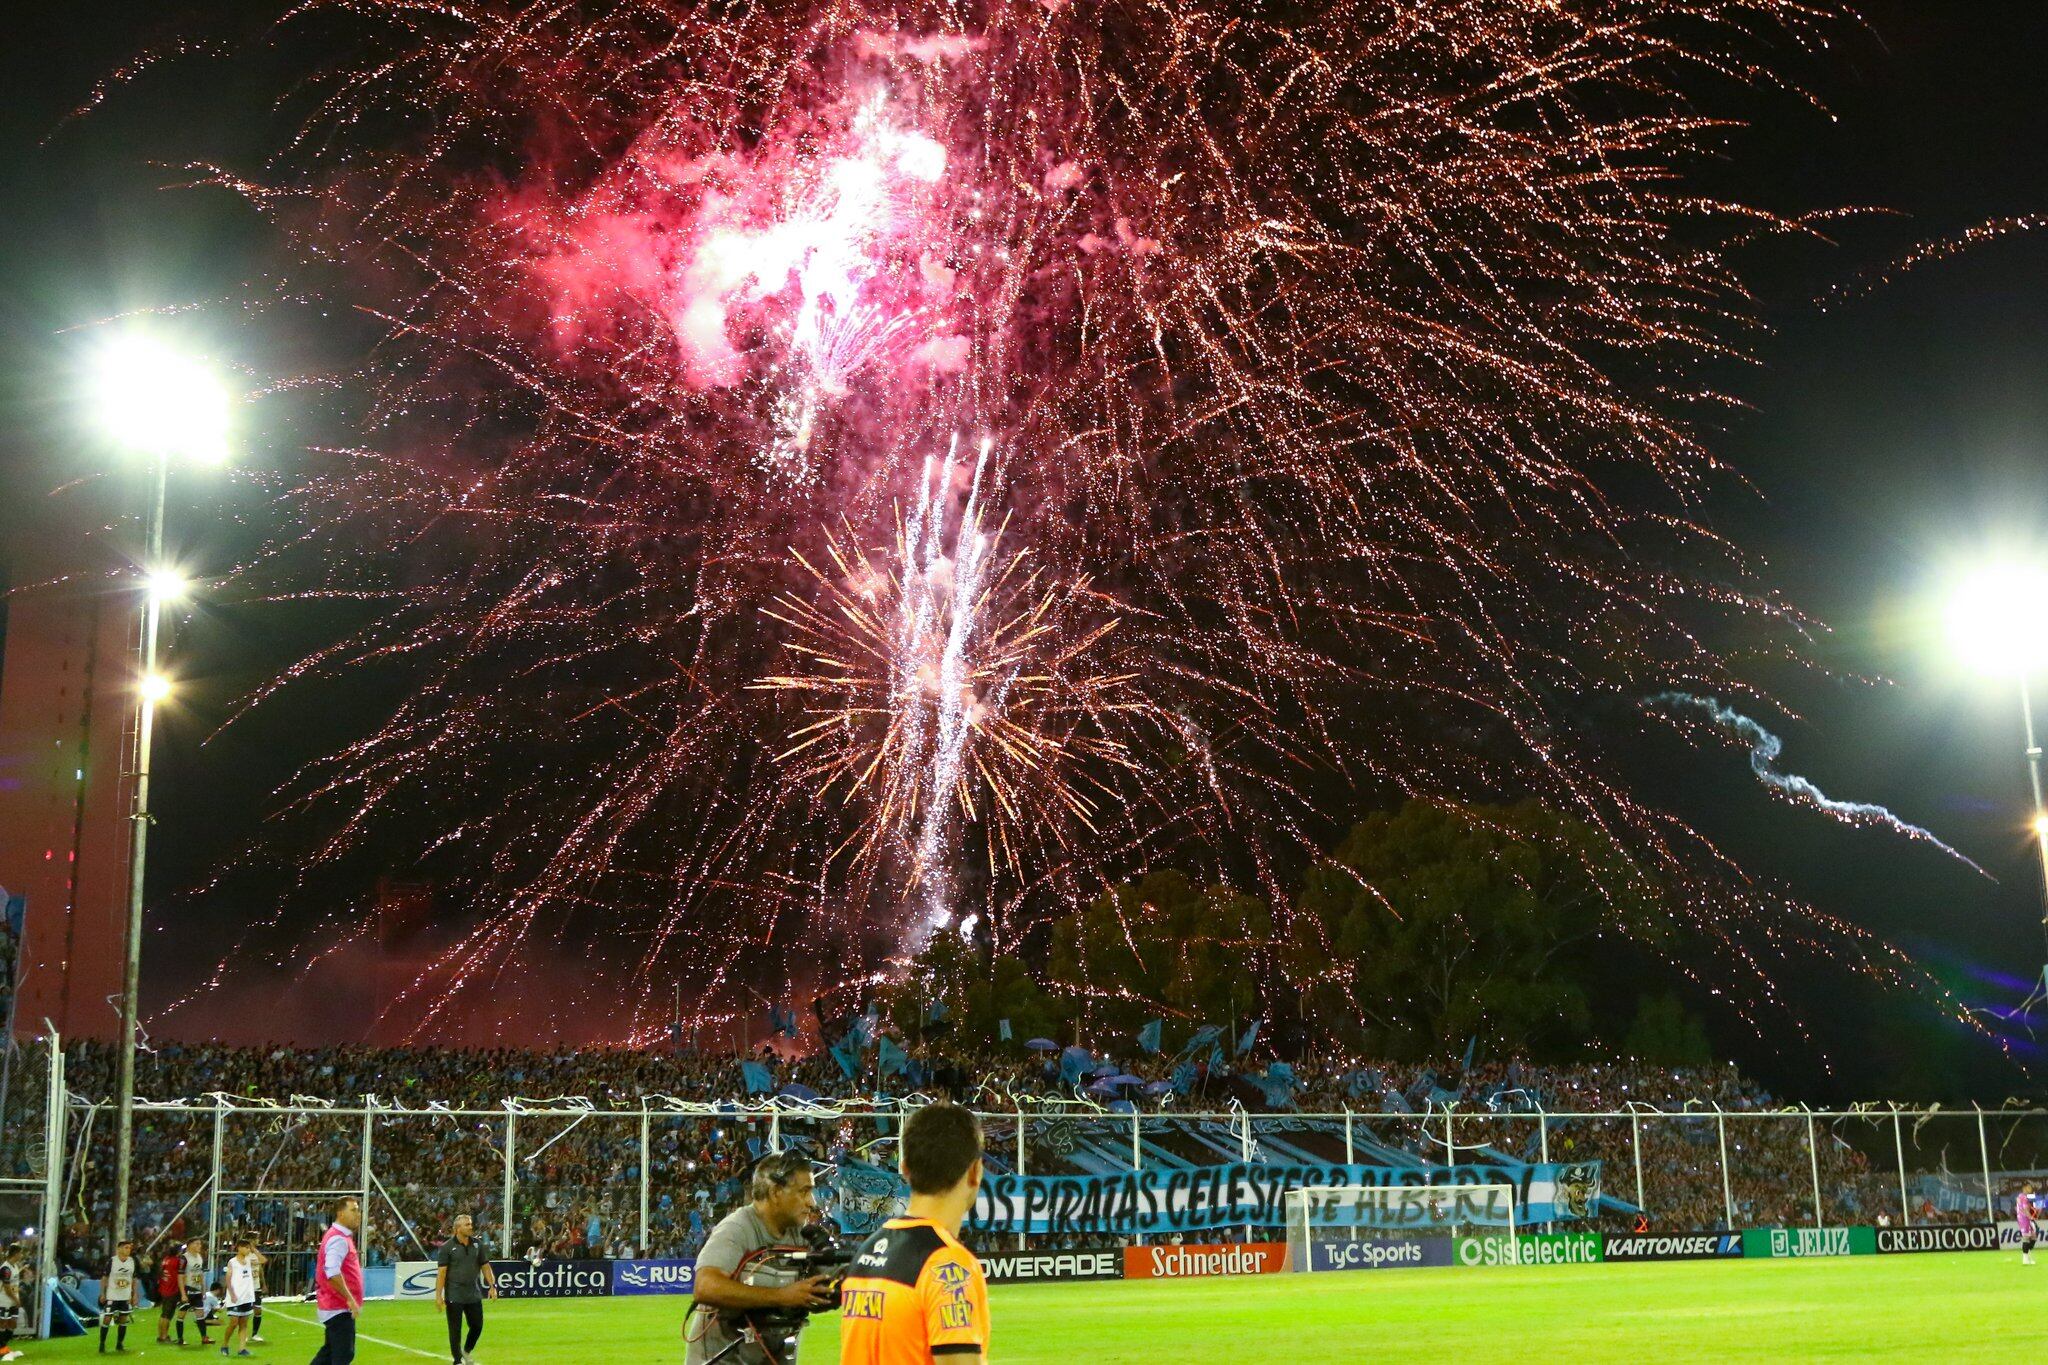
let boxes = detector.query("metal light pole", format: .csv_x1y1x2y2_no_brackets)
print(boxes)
2018,677,2048,958
112,457,170,1245
90,334,229,1244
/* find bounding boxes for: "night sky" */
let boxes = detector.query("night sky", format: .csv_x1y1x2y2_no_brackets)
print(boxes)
3,1,2046,1098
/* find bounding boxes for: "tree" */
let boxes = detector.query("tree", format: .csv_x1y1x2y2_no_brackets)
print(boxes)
1621,993,1714,1066
1043,869,1274,1042
1298,799,1659,1061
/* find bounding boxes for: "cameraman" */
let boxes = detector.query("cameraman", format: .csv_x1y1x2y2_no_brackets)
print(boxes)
684,1153,834,1365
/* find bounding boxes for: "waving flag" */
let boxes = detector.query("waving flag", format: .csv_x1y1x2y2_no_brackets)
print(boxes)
1136,1018,1163,1055
1235,1019,1261,1057
740,1060,774,1095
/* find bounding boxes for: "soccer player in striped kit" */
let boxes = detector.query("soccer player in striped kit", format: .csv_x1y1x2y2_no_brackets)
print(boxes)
100,1239,139,1353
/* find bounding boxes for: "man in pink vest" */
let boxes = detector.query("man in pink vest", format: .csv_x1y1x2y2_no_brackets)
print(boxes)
311,1195,365,1365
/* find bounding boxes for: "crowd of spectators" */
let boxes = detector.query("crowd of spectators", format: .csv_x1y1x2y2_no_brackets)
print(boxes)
24,1037,2006,1272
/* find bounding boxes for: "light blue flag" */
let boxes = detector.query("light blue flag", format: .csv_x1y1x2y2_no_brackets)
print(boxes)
1136,1018,1163,1055
998,1018,1013,1042
878,1035,910,1077
1235,1019,1261,1056
740,1060,774,1095
1059,1046,1093,1087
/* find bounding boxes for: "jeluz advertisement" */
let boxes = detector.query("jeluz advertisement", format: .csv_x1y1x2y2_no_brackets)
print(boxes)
1123,1243,1289,1280
1740,1227,1877,1259
1455,1233,1602,1268
1308,1239,1455,1272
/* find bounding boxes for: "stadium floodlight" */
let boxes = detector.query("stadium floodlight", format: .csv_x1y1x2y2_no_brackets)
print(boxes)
85,331,234,1248
89,334,233,468
1286,1184,1517,1273
1944,559,2048,965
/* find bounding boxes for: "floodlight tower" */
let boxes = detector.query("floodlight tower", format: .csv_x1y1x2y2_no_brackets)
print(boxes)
87,334,231,1242
1947,562,2048,958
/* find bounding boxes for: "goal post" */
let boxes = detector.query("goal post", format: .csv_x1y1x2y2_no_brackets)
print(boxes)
1287,1183,1516,1272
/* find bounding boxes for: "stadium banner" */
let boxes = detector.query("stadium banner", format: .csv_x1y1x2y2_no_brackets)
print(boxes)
1603,1232,1742,1262
487,1259,613,1298
1875,1225,1996,1254
1739,1227,1877,1259
394,1261,440,1300
1123,1243,1289,1279
1308,1238,1455,1272
977,1250,1124,1284
610,1259,699,1294
969,1160,1600,1234
1454,1232,1602,1268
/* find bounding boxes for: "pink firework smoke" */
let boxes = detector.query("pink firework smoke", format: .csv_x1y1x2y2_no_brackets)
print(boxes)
157,0,1969,1042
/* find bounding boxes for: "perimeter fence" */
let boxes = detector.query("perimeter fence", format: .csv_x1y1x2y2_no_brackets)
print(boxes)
43,1092,2048,1282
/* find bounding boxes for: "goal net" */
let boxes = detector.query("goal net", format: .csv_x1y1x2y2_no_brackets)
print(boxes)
1286,1184,1516,1272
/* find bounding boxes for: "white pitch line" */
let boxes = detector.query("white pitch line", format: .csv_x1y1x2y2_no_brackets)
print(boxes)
260,1304,442,1360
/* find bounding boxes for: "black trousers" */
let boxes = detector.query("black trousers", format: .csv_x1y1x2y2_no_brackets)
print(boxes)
310,1311,356,1365
446,1300,484,1360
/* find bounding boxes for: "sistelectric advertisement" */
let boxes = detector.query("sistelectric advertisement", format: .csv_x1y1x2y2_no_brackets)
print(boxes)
977,1250,1124,1284
1875,1225,1996,1254
1454,1233,1602,1268
1123,1243,1289,1280
609,1259,699,1295
1740,1227,1876,1259
1603,1232,1742,1262
1308,1238,1455,1272
488,1259,614,1298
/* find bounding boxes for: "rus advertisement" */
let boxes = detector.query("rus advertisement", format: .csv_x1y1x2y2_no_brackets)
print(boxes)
1307,1238,1455,1272
487,1259,614,1298
610,1259,699,1295
1740,1227,1877,1259
1123,1243,1289,1279
970,1161,1600,1235
1454,1233,1602,1267
1602,1232,1743,1262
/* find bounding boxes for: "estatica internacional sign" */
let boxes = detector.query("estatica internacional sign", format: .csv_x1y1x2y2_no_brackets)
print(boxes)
1122,1243,1289,1279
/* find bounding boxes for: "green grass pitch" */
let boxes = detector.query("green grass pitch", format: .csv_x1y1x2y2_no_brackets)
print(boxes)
29,1252,2045,1363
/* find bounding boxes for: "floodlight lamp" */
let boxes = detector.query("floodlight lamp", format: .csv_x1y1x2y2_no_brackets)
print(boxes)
1946,563,2048,677
90,335,233,466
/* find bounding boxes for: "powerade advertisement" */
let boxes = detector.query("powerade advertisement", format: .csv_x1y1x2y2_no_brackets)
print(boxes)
970,1161,1600,1235
610,1259,699,1295
1308,1239,1455,1272
488,1259,614,1298
976,1250,1123,1284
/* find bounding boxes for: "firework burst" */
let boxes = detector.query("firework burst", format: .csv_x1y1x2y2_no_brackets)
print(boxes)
757,434,1143,932
131,0,1986,1043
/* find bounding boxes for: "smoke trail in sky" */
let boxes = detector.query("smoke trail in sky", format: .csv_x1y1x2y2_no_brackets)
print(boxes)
1651,693,1987,875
